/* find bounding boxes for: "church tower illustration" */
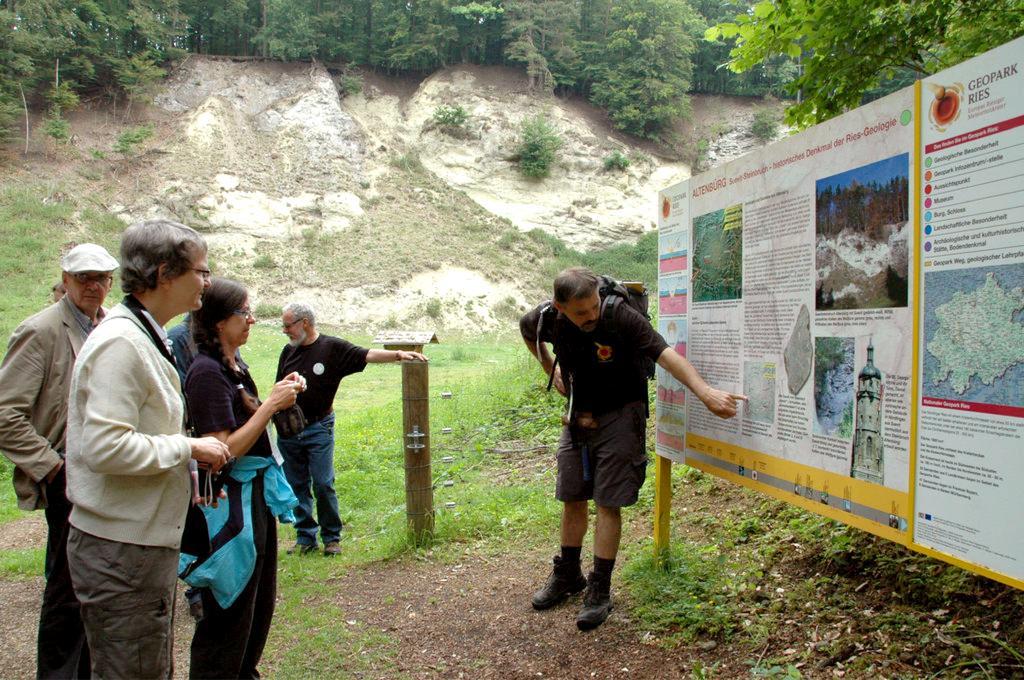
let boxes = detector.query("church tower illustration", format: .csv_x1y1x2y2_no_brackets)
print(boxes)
851,339,884,484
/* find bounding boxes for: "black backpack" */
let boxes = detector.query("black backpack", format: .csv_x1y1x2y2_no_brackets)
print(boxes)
597,276,656,381
539,275,655,392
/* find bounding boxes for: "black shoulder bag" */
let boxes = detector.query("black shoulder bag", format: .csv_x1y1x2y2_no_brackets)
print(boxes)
272,344,307,438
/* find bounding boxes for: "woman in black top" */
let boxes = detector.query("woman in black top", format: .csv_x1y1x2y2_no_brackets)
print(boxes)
184,278,303,679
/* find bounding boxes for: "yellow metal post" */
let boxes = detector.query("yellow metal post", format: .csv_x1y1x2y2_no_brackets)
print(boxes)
653,455,672,568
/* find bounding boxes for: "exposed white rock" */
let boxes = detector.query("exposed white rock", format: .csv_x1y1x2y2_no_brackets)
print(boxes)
215,173,240,191
264,266,528,332
139,57,775,332
195,190,320,238
394,68,690,251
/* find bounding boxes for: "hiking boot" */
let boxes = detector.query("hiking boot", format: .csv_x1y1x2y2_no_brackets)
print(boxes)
287,542,316,556
531,555,587,610
575,572,613,631
323,541,341,556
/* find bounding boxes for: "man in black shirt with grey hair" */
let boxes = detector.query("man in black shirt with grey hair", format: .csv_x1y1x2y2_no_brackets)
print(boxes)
520,266,745,630
277,302,426,556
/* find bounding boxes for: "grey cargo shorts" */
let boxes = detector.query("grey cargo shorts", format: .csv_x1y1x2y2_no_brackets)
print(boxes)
556,401,648,507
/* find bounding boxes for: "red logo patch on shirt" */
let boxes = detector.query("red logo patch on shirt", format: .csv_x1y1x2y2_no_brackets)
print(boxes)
595,342,613,362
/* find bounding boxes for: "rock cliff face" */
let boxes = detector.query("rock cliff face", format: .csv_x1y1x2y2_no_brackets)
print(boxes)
117,57,770,331
386,66,689,251
147,58,691,252
150,60,367,251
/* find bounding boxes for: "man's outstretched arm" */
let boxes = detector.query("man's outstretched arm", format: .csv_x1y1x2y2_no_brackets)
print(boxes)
657,347,746,418
366,349,427,363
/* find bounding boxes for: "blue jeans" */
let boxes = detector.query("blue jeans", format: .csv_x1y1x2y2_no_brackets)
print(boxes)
278,414,342,546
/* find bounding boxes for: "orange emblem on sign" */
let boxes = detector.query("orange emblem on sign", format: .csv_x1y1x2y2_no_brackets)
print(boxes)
595,342,613,362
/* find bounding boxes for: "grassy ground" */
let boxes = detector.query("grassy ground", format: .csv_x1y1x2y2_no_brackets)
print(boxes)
0,313,567,675
619,466,1024,678
0,184,124,342
0,175,570,669
245,328,566,676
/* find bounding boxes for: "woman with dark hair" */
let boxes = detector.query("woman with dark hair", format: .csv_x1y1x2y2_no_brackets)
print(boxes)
181,277,302,679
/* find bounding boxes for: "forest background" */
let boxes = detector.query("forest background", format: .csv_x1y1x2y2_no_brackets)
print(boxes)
3,0,1020,161
0,0,804,144
3,0,1020,157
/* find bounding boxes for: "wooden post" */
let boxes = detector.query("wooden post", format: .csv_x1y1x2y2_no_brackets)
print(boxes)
401,354,432,542
653,455,672,568
375,331,439,545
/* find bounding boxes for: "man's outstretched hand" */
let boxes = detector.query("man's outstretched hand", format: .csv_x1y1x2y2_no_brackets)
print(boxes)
700,387,747,419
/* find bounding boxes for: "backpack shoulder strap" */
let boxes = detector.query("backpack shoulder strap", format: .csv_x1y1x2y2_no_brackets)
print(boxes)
536,302,561,392
600,294,621,335
536,302,555,354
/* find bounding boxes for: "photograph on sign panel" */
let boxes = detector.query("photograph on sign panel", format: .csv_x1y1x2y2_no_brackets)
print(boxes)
813,336,855,439
851,339,885,485
815,153,910,311
692,204,743,303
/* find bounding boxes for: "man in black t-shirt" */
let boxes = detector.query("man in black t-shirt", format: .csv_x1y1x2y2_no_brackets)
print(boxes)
520,267,746,630
277,302,427,556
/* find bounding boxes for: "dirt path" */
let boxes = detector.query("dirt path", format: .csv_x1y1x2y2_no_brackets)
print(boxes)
0,577,198,679
3,493,1019,679
325,548,720,679
0,516,726,679
0,516,46,550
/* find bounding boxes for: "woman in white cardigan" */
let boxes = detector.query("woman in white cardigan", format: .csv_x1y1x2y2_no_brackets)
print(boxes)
65,219,231,679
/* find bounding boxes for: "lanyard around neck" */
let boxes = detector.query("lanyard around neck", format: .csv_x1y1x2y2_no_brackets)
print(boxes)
122,295,177,368
121,295,194,435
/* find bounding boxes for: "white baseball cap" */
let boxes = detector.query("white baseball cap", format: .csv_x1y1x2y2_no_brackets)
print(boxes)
61,243,119,273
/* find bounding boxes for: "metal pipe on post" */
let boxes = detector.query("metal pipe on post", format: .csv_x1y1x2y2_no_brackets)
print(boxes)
374,331,439,545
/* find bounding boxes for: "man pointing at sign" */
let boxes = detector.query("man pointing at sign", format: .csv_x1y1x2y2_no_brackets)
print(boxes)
520,267,746,630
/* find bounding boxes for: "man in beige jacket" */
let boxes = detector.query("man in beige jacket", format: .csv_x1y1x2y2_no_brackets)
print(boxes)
0,243,118,679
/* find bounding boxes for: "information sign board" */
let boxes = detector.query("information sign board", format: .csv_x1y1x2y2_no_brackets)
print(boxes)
656,37,1023,589
914,38,1024,586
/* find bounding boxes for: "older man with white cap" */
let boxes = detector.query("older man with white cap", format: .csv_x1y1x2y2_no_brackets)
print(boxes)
0,242,118,679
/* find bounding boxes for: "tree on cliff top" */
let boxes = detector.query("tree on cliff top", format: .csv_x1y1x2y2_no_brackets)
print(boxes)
708,0,1024,128
0,0,800,147
586,0,703,138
